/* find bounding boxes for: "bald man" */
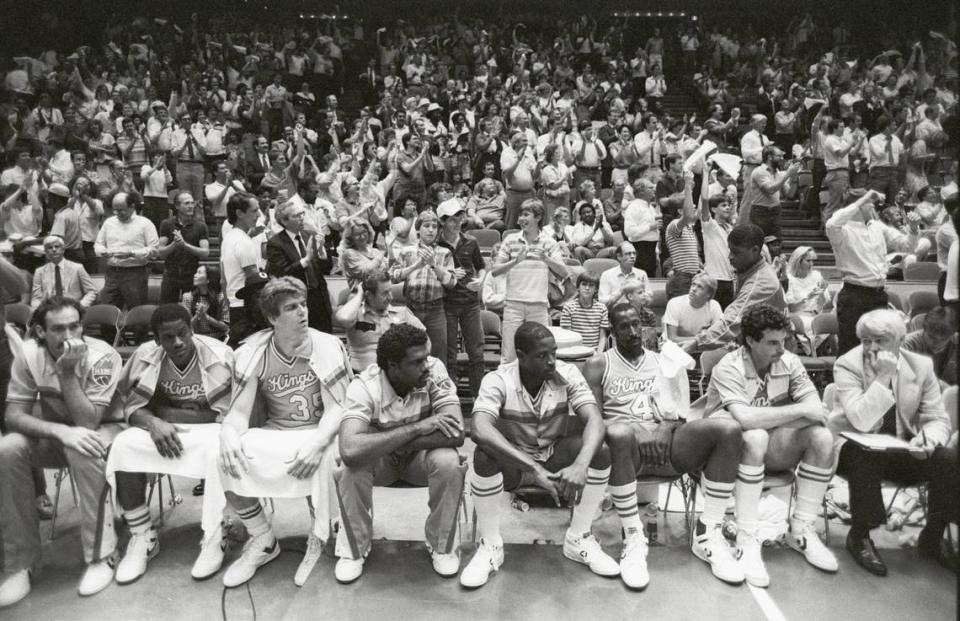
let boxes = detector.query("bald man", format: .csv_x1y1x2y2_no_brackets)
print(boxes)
94,192,159,310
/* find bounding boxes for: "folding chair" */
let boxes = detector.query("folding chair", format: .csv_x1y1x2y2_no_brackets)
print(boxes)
479,309,502,370
48,467,79,541
464,229,501,250
907,290,939,318
582,257,618,275
810,314,838,361
637,473,697,544
4,302,32,335
81,304,123,345
116,304,159,360
886,291,903,312
909,313,926,332
145,474,183,528
903,262,941,282
696,348,729,396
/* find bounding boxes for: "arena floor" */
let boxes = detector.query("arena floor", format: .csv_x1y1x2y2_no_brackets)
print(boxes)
8,452,955,621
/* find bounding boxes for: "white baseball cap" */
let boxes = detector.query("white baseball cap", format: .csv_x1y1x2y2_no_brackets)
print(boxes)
437,199,465,219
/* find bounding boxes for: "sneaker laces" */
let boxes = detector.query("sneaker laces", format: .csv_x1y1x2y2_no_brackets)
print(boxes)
239,533,271,560
622,532,647,560
304,535,323,558
577,533,603,555
127,531,156,555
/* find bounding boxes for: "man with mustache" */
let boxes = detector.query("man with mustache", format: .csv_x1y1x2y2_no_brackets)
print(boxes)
334,323,465,584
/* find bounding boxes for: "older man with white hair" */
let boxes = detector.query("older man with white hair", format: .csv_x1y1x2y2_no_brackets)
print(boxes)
31,235,98,308
831,308,956,576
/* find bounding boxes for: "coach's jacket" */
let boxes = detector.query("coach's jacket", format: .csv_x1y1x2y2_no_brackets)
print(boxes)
115,335,235,423
829,346,951,446
232,327,353,427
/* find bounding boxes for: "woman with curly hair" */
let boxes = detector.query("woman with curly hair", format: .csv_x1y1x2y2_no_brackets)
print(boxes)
338,217,386,286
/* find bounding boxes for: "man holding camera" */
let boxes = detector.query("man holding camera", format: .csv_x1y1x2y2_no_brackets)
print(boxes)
742,145,801,241
0,298,123,606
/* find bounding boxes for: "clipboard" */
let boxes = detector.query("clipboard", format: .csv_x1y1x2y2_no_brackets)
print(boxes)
840,432,927,456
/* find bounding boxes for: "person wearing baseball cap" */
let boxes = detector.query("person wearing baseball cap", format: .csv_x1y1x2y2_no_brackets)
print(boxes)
48,183,85,264
437,198,487,396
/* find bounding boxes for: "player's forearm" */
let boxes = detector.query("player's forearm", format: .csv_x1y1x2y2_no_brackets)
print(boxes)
403,428,465,452
573,409,606,468
727,403,810,430
222,410,251,435
60,375,100,428
7,408,73,442
471,418,541,473
340,424,424,468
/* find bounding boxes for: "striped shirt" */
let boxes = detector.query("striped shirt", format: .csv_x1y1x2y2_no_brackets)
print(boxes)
665,220,702,275
704,347,817,417
496,232,565,304
473,360,596,461
342,357,459,432
560,298,608,351
389,242,454,304
9,337,122,423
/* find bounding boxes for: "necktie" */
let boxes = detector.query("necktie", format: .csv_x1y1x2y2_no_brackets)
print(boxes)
261,154,269,169
186,130,196,160
296,233,307,257
649,133,655,165
54,264,63,297
885,136,894,166
879,403,897,436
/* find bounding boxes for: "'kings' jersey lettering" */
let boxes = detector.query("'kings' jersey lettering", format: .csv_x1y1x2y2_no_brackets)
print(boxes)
157,353,210,415
601,349,665,430
258,339,324,429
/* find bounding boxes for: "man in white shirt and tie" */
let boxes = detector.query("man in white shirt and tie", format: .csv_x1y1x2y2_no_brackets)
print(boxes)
865,116,903,206
633,115,664,174
170,113,207,205
30,235,98,308
739,115,769,214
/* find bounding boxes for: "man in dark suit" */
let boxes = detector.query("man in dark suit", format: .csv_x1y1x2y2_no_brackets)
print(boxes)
244,135,271,189
265,200,332,332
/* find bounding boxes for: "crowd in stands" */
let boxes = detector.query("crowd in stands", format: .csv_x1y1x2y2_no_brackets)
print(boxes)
0,4,957,610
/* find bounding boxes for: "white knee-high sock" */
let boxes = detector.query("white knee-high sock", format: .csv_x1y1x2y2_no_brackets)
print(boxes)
793,462,833,526
236,503,272,539
609,481,643,534
471,473,504,546
700,474,735,528
123,504,153,535
735,464,765,535
568,467,611,536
